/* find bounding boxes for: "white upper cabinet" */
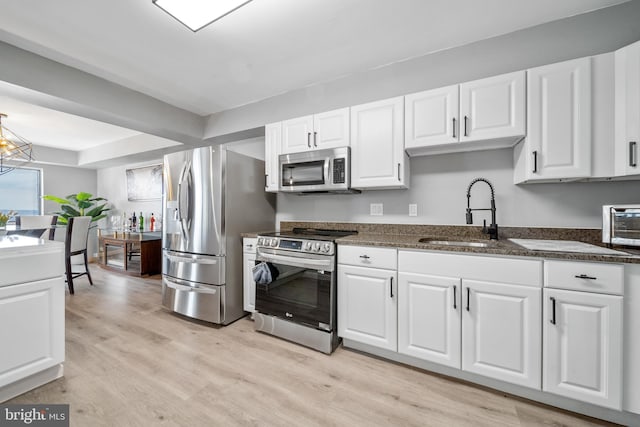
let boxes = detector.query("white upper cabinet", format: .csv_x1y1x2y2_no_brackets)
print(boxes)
405,71,525,156
615,40,640,177
351,96,409,189
281,108,350,154
265,122,282,192
459,70,526,143
405,85,460,149
518,57,592,182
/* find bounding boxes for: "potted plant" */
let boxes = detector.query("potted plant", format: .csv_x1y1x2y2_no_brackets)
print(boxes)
0,210,16,228
43,192,109,225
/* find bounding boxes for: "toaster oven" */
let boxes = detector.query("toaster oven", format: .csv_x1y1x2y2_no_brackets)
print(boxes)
603,205,640,247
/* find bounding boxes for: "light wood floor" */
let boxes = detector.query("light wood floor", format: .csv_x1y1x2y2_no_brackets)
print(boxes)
9,266,615,427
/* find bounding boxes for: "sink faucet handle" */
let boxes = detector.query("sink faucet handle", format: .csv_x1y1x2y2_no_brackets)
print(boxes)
466,209,473,225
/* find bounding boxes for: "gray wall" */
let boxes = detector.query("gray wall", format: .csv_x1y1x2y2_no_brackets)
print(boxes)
276,149,640,229
42,164,97,215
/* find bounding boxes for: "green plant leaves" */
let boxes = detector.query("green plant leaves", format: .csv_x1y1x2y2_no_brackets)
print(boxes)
43,192,109,223
43,195,70,204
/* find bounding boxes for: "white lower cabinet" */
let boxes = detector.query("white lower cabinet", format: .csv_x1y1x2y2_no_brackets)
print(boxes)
398,273,461,368
338,264,397,351
242,238,257,313
338,246,398,351
543,288,623,409
462,280,541,389
0,277,65,389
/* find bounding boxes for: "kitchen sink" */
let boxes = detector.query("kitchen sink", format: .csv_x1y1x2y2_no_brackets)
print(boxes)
418,238,489,248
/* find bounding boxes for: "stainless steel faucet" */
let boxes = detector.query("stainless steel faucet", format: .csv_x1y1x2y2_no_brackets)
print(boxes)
466,177,498,240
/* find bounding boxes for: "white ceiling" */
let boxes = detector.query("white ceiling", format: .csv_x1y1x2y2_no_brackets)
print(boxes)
0,97,140,151
0,0,628,119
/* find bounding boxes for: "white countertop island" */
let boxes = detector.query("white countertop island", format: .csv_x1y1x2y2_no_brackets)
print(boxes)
0,235,65,402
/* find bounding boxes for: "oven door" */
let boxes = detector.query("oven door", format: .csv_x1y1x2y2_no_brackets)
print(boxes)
255,249,335,331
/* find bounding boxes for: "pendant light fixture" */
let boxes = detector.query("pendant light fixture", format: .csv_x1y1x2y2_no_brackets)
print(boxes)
152,0,253,32
0,113,34,175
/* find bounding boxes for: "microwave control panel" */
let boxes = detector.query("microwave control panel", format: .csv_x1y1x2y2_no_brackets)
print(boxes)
332,158,346,184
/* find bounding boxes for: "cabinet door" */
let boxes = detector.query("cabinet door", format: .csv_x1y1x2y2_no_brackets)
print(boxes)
282,115,314,154
543,289,622,409
527,57,592,180
398,273,461,368
462,280,541,389
243,238,257,313
615,40,640,176
313,108,350,150
459,71,525,142
350,96,408,189
0,277,65,388
265,122,282,192
405,85,459,148
338,264,397,351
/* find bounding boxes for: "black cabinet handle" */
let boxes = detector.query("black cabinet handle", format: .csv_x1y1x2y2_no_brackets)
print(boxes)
575,274,597,280
397,163,401,181
630,141,638,167
307,132,311,148
453,285,457,309
466,287,470,312
464,116,468,137
452,117,457,138
550,296,556,325
359,255,370,259
265,174,268,188
532,151,538,173
313,131,318,148
390,277,394,298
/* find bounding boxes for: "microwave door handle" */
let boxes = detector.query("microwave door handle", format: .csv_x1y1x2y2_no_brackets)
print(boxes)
326,159,331,185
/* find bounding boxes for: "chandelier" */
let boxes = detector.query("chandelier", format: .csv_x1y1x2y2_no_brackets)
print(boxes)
0,113,34,175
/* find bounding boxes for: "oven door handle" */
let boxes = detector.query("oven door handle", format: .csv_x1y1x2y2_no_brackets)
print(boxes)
257,252,333,271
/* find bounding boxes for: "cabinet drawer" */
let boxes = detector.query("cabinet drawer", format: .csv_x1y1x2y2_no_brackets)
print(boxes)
544,260,624,295
338,245,397,270
243,238,257,254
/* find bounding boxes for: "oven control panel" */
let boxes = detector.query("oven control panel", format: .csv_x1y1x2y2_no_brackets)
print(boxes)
257,237,334,255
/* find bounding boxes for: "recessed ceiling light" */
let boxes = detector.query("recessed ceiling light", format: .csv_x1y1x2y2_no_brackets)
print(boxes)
152,0,253,32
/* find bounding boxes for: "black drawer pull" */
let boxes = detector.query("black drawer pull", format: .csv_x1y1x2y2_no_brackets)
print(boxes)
359,255,370,259
575,274,597,280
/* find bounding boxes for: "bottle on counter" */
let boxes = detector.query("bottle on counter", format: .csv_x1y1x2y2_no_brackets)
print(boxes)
139,212,144,231
150,213,156,231
132,212,137,229
122,211,127,231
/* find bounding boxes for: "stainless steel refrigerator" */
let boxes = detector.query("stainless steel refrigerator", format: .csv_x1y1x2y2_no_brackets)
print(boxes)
161,145,276,324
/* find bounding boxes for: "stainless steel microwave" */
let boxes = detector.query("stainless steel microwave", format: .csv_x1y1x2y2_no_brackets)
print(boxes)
603,204,640,247
279,146,355,193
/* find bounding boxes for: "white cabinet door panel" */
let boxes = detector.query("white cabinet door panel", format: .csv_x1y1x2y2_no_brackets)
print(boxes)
543,289,622,409
338,264,397,351
0,277,65,388
405,85,459,148
527,57,591,179
398,273,461,368
615,40,640,176
282,115,314,154
459,71,525,142
462,280,541,389
351,97,408,189
313,108,350,150
265,123,282,192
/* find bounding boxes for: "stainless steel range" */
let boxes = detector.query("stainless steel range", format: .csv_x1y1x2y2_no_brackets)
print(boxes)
254,228,357,354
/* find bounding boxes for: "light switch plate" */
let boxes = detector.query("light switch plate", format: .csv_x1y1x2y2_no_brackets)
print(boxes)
370,203,383,216
409,204,418,216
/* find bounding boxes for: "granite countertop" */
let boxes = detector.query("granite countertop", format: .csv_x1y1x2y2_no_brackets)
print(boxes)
279,221,640,264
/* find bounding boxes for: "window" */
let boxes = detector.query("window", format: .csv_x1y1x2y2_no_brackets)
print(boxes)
0,167,42,218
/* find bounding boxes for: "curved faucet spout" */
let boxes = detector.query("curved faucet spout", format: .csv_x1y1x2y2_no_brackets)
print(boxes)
466,177,499,240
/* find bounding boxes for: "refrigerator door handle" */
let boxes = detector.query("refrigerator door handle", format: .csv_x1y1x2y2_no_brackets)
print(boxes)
163,277,219,294
177,160,191,241
165,252,220,265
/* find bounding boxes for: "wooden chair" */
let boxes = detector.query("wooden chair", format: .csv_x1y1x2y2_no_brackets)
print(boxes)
65,216,93,294
15,215,58,240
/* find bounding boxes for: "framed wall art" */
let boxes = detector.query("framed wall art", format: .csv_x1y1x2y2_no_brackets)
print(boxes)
126,164,163,201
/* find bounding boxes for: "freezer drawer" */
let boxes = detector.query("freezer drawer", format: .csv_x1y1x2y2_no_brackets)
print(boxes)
163,250,225,286
162,276,225,324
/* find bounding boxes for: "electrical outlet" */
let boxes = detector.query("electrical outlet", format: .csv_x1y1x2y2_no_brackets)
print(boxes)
409,204,418,217
370,203,383,216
